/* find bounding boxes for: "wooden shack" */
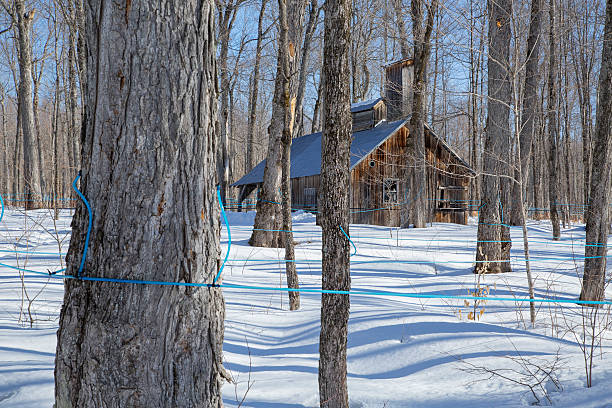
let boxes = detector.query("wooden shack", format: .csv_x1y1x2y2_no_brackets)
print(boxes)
232,59,475,226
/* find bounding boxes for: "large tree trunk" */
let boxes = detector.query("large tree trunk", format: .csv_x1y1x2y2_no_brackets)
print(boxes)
409,0,437,228
510,0,542,226
318,0,352,406
250,0,305,248
580,0,612,303
15,2,42,209
54,2,226,406
475,0,512,274
547,0,561,240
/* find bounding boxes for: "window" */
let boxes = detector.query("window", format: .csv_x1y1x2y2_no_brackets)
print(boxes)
304,188,317,207
383,179,399,203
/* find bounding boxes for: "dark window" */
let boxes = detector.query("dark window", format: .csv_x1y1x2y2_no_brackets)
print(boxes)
383,179,399,203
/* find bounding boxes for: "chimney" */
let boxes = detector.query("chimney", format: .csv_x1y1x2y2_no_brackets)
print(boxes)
384,59,414,121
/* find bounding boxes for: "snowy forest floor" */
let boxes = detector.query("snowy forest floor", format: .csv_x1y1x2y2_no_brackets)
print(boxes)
2,208,612,407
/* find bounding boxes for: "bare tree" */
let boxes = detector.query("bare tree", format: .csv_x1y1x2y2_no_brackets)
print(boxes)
2,0,42,208
250,0,306,248
54,1,226,406
579,0,612,303
475,0,512,274
278,0,300,311
409,0,437,228
546,0,561,240
318,0,352,406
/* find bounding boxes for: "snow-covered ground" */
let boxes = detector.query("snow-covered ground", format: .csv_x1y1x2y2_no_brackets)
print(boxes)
2,208,612,407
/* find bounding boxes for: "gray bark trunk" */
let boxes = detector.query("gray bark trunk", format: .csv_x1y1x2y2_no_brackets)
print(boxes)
547,0,561,240
475,0,512,274
54,2,225,406
580,0,612,303
278,0,300,311
250,0,305,248
409,0,437,228
318,0,352,405
15,1,42,209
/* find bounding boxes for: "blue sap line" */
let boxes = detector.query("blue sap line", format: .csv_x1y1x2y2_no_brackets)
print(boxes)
72,172,92,279
4,175,612,306
213,186,231,284
0,249,65,256
339,225,357,256
0,192,4,224
222,254,608,266
8,264,612,306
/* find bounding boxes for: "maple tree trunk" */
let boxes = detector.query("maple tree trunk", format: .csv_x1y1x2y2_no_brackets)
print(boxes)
318,0,352,405
475,0,512,273
580,0,612,303
54,1,225,406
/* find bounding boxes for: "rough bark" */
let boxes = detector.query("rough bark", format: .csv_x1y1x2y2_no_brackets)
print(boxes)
475,0,512,274
54,2,225,407
318,0,352,405
510,0,542,226
409,0,437,228
15,1,42,208
245,0,269,173
547,0,560,240
250,0,306,248
580,0,612,303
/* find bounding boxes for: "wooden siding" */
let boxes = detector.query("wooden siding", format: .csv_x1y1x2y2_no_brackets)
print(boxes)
247,123,471,227
291,175,320,212
350,126,409,226
385,59,413,121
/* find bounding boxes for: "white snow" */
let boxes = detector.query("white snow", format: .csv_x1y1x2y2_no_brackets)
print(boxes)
2,207,612,407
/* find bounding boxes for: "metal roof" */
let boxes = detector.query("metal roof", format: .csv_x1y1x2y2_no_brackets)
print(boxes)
350,97,384,113
232,119,408,186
